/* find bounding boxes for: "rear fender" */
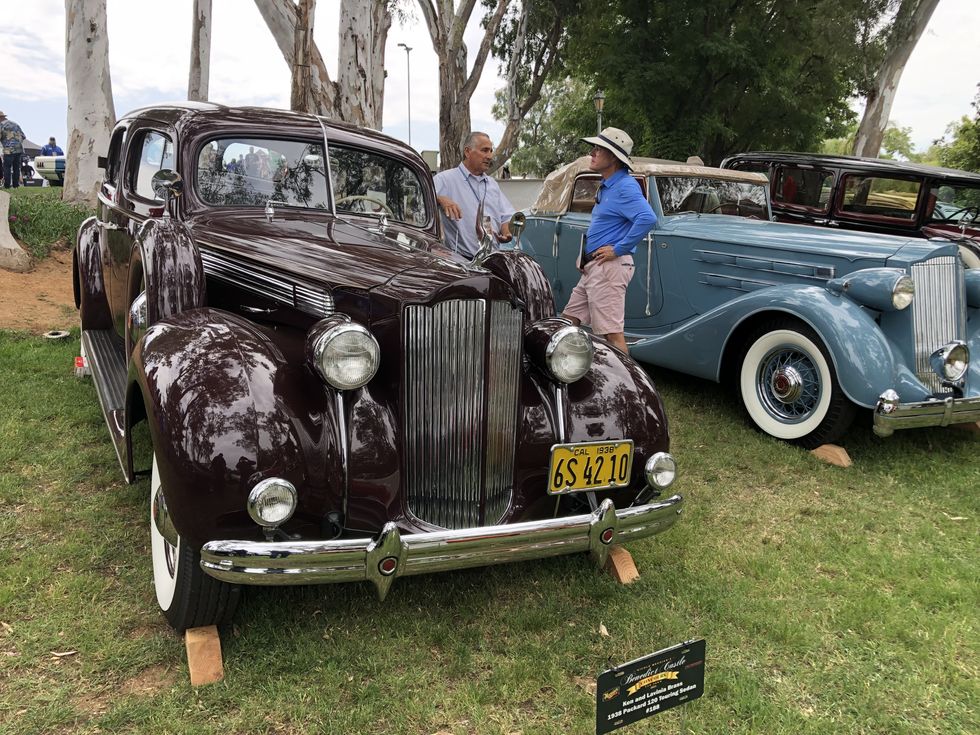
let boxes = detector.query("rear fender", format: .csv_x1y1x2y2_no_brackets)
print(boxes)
130,308,343,548
74,216,112,330
630,285,901,408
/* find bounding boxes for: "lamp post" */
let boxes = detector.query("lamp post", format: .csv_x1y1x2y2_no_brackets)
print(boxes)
593,89,605,135
397,42,413,147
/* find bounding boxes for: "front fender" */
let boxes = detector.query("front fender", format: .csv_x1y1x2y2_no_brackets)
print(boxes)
482,250,556,322
630,285,901,408
130,308,342,548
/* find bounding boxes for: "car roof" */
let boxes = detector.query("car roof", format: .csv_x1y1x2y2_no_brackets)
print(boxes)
115,101,418,158
532,155,769,214
725,151,980,184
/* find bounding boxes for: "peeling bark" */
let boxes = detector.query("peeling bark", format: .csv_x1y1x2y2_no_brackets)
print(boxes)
188,0,212,102
853,0,940,158
64,0,115,207
291,0,316,111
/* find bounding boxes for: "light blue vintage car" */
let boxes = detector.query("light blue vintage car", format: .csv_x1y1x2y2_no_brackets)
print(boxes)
515,156,980,447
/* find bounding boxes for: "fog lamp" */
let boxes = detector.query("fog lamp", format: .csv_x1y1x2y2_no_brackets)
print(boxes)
546,326,594,383
644,452,676,489
930,341,969,383
247,478,297,527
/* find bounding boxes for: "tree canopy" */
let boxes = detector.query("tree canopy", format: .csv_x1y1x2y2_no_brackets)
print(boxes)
548,0,893,165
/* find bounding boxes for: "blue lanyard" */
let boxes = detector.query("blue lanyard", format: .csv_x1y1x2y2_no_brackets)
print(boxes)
461,168,487,206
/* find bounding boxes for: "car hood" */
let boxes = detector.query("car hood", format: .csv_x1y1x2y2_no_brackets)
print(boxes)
187,209,479,299
660,214,925,263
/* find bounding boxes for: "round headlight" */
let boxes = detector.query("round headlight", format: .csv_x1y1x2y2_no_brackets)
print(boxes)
313,323,380,390
891,275,914,310
931,341,969,382
644,452,676,490
247,478,297,527
545,326,594,383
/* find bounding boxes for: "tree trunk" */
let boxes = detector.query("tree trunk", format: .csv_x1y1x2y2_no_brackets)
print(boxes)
290,0,316,112
64,0,115,207
255,0,389,126
187,0,212,101
418,0,511,170
853,0,940,158
336,0,390,128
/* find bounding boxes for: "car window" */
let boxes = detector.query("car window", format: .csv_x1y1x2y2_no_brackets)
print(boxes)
657,176,768,218
730,161,770,177
839,175,920,220
925,183,980,223
132,131,175,201
328,145,429,226
196,137,330,209
105,128,127,186
567,175,647,214
772,166,833,211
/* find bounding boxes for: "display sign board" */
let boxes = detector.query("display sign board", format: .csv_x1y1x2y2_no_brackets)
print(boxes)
595,639,705,734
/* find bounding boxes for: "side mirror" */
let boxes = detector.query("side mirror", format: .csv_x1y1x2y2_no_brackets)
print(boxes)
509,211,526,251
151,169,183,217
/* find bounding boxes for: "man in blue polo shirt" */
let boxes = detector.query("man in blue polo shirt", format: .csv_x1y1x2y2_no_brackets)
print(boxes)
40,137,64,156
561,127,656,354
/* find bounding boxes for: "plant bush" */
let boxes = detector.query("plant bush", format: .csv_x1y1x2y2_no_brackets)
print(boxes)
6,188,93,259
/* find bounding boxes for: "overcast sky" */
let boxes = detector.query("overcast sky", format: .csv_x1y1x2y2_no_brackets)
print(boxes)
0,0,978,159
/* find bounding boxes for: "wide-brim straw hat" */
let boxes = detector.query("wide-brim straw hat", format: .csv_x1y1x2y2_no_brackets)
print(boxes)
581,127,635,169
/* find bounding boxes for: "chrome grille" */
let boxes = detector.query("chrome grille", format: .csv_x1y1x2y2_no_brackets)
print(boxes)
911,256,966,392
403,299,522,529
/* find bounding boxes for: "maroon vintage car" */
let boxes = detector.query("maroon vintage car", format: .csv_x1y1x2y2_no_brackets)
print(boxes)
73,103,683,631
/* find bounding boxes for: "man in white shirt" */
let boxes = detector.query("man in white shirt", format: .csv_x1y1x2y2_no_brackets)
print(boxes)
434,132,515,259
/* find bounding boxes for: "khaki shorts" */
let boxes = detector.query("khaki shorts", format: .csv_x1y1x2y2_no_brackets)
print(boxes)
561,255,635,335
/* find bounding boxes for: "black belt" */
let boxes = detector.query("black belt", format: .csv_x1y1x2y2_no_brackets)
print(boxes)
580,240,598,266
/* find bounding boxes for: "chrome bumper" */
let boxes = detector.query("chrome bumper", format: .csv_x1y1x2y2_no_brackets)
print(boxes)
873,392,980,437
200,495,683,599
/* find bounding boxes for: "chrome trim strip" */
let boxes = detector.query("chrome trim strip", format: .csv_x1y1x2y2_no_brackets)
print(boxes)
910,257,965,393
485,302,522,524
873,394,980,437
335,391,349,520
200,495,684,596
554,384,568,443
692,248,836,280
200,248,334,317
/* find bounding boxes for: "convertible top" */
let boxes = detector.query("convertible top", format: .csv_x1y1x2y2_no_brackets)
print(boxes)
531,156,770,214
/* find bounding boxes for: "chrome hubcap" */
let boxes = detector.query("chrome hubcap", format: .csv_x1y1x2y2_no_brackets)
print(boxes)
758,347,821,423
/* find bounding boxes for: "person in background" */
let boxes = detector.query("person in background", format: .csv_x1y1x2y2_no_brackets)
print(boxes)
40,137,64,156
0,111,27,189
560,127,656,354
434,132,515,259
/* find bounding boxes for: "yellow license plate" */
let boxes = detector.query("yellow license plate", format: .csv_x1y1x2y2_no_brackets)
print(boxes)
547,440,634,495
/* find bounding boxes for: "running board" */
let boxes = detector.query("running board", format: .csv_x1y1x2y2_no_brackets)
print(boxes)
80,329,132,482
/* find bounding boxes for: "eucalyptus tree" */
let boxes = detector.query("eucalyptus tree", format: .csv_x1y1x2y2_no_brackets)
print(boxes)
188,0,212,102
64,0,115,207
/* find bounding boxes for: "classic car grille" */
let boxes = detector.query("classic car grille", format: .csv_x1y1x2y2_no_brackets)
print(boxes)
403,299,522,529
199,248,334,317
910,256,967,393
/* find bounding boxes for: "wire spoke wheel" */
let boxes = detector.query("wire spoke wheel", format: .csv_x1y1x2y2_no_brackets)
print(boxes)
739,319,855,448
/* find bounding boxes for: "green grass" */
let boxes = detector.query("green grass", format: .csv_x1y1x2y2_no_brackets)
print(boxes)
0,330,977,734
5,188,93,259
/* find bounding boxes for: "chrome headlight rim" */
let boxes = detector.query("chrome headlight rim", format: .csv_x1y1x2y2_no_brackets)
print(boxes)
247,478,298,528
311,321,380,390
891,275,914,310
545,325,594,384
644,452,677,490
930,340,969,383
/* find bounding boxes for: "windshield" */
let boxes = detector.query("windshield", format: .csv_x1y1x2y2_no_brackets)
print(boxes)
926,183,980,225
196,137,330,209
657,176,769,218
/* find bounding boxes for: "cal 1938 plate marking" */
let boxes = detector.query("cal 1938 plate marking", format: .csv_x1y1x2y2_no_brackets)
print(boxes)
547,440,634,495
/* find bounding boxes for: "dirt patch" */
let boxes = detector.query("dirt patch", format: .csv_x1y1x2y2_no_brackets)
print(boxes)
0,247,76,333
